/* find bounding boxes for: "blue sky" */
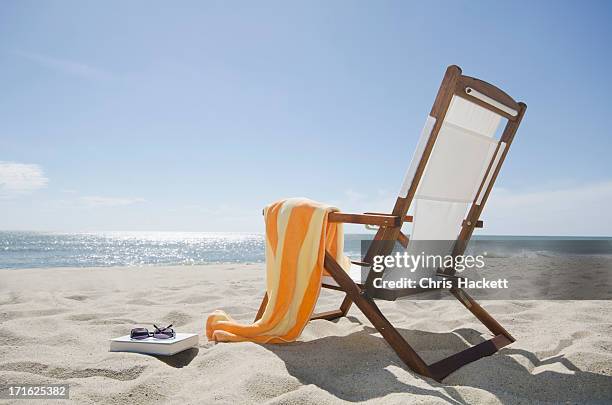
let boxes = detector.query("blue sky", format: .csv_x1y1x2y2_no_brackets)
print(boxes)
1,1,611,235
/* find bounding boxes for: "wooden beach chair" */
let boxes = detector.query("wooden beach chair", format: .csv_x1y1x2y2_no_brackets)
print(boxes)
255,65,526,381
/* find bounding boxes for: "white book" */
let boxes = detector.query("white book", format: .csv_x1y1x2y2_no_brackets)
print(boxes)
110,333,199,356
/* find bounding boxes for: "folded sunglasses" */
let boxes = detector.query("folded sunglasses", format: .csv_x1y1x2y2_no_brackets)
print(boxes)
130,324,175,339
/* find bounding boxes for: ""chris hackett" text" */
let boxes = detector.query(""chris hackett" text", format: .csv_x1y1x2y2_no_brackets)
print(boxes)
373,277,509,290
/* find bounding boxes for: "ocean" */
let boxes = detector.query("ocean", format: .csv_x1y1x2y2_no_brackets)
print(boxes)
1,231,611,269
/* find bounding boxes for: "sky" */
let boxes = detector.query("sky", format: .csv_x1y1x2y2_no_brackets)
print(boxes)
0,1,611,235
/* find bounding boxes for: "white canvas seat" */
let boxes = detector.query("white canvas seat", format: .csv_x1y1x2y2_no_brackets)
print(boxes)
401,96,505,245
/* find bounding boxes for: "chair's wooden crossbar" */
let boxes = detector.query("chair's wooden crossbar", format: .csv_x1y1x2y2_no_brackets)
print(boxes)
319,282,347,292
456,75,521,120
309,308,346,321
427,333,512,380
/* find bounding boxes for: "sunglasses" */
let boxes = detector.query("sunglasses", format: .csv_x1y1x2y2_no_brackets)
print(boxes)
130,324,175,340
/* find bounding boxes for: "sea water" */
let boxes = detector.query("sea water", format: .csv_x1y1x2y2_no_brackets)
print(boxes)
0,231,610,269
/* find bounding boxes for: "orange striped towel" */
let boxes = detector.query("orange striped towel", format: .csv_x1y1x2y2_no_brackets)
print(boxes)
206,198,350,343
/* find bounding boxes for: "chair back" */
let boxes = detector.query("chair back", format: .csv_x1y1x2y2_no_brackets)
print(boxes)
400,94,509,242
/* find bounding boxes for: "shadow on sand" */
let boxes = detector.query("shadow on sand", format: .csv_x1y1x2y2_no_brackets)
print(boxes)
263,317,612,403
153,348,199,368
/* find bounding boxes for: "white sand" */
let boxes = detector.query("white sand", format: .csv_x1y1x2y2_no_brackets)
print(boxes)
1,264,611,404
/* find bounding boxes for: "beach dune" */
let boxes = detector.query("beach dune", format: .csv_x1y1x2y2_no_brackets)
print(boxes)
1,264,611,404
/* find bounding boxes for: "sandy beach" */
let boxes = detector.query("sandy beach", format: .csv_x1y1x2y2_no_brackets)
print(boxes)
1,264,611,404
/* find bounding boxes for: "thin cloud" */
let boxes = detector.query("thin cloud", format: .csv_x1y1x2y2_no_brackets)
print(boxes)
15,50,112,80
80,196,145,207
332,188,396,214
484,181,612,236
0,161,48,198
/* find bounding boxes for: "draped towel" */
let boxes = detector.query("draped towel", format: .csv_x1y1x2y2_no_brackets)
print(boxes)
206,198,350,343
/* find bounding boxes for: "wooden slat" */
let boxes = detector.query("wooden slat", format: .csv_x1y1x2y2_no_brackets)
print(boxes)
428,334,512,381
321,282,347,291
456,75,521,120
310,309,344,321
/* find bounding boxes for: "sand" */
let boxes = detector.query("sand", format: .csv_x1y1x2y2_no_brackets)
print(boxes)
1,264,611,404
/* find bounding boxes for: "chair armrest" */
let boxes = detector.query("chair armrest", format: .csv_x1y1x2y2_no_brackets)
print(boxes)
260,209,402,227
327,212,401,227
365,212,414,222
362,212,481,228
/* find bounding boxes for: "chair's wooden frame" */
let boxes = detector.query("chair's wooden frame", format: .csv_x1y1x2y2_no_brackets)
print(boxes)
255,65,527,381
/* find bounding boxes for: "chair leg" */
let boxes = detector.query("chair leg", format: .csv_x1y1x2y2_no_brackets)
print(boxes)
339,294,353,315
450,287,515,342
323,252,432,378
253,293,268,322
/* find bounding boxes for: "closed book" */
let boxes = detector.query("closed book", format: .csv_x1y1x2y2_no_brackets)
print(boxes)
110,333,198,356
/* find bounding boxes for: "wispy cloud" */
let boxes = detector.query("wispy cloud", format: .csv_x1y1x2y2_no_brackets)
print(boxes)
331,188,396,214
15,50,112,80
0,161,48,198
484,181,612,236
177,203,256,222
79,196,145,207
